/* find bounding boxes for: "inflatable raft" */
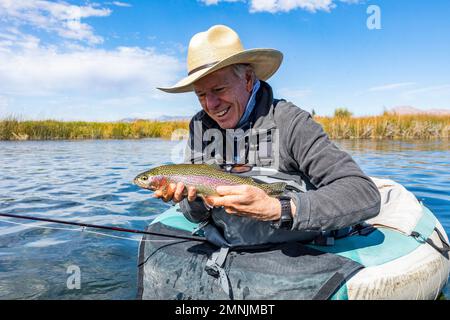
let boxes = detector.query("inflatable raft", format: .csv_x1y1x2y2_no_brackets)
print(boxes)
137,178,450,300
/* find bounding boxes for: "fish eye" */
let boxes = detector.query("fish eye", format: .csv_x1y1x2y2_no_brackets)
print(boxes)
141,176,148,181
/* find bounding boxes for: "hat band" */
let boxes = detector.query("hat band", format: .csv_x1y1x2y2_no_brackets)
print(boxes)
188,61,219,76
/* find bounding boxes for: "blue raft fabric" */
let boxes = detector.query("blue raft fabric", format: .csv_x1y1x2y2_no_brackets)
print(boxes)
137,223,364,300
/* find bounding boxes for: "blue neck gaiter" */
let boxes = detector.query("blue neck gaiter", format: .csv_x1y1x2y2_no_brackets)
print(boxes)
236,79,260,128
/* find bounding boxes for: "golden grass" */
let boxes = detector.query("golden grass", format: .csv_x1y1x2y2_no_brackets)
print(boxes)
0,118,189,141
1,113,449,140
315,113,450,139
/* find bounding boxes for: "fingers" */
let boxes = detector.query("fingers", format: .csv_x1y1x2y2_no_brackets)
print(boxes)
172,182,186,203
162,183,176,202
209,195,241,208
153,183,196,203
216,185,253,196
187,186,197,202
153,183,176,202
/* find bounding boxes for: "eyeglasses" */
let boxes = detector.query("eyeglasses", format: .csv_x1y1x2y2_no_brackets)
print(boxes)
218,164,253,174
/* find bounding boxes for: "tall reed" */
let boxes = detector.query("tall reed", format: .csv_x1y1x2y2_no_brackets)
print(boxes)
0,119,189,141
315,114,449,139
1,114,449,140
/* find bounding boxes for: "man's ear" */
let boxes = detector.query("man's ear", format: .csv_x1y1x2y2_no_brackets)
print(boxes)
245,72,254,92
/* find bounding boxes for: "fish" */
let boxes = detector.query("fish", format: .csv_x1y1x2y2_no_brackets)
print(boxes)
133,164,286,208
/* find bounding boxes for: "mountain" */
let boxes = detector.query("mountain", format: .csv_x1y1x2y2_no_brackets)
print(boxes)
156,115,192,121
389,106,450,115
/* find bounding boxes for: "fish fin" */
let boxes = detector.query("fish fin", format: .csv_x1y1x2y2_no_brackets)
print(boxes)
199,195,214,210
262,182,287,195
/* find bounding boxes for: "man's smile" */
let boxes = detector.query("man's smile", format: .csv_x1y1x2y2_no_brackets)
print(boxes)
215,106,231,118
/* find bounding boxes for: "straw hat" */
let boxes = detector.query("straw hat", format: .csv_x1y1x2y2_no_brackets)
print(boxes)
157,25,283,93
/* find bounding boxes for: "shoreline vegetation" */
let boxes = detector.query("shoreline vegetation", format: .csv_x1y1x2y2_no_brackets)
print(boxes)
1,111,449,141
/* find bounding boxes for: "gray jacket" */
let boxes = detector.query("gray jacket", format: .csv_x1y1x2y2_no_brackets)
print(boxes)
180,81,381,246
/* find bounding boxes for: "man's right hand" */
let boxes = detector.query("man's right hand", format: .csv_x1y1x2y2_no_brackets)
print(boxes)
153,182,197,203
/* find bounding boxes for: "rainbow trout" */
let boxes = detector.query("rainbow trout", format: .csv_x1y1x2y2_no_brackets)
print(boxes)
133,164,286,207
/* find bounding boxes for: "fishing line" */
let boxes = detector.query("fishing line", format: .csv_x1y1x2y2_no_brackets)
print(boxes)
0,219,177,243
0,213,206,242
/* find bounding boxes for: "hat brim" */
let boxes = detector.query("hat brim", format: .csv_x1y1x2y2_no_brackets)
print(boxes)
157,49,283,94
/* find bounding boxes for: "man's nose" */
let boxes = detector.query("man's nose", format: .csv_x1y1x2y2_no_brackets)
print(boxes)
205,93,220,109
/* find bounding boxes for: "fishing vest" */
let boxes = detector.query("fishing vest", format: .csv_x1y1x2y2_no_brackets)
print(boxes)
184,94,335,248
198,165,327,248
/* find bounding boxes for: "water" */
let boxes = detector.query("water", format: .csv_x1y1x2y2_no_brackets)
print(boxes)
0,139,449,299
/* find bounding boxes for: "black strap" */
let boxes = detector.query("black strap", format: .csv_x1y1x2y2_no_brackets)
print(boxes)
312,272,345,300
411,228,450,258
312,260,364,300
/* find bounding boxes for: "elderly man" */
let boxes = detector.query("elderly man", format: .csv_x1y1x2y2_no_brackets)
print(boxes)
155,25,381,246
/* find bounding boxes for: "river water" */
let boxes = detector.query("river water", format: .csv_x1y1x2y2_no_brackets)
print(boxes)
0,139,449,299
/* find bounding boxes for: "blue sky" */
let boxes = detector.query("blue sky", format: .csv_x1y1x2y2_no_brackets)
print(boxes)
0,0,449,121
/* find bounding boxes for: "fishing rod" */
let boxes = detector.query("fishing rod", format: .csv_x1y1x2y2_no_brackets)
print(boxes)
0,212,206,242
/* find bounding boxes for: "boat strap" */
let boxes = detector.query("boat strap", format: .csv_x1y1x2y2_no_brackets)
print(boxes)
205,247,232,299
312,272,347,300
411,228,450,259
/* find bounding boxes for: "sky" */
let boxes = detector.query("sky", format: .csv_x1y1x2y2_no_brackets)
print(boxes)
0,0,449,121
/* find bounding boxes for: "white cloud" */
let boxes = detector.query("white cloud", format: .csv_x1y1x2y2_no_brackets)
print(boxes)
200,0,243,5
369,82,416,92
111,1,132,7
0,27,190,120
251,0,334,13
0,1,199,121
0,27,41,52
0,43,194,120
0,0,111,44
200,0,362,13
0,44,184,97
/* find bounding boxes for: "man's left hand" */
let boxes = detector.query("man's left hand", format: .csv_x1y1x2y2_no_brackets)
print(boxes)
207,185,282,221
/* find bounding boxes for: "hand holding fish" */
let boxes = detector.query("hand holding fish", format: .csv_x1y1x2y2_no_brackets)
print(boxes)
207,185,293,222
134,164,294,221
153,182,197,203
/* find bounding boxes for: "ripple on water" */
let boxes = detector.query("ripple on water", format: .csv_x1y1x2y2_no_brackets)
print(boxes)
0,139,448,300
48,191,78,196
87,194,123,202
24,238,69,248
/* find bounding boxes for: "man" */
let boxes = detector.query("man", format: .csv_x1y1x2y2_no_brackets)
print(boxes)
154,25,381,246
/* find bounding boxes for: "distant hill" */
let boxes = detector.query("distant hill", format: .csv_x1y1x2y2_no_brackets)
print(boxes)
156,115,192,121
119,115,192,123
389,106,450,115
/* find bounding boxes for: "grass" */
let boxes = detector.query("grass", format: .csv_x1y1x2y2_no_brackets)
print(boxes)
1,113,449,140
315,113,450,140
0,118,189,141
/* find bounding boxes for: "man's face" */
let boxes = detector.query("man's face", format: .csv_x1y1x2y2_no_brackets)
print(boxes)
193,66,253,129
